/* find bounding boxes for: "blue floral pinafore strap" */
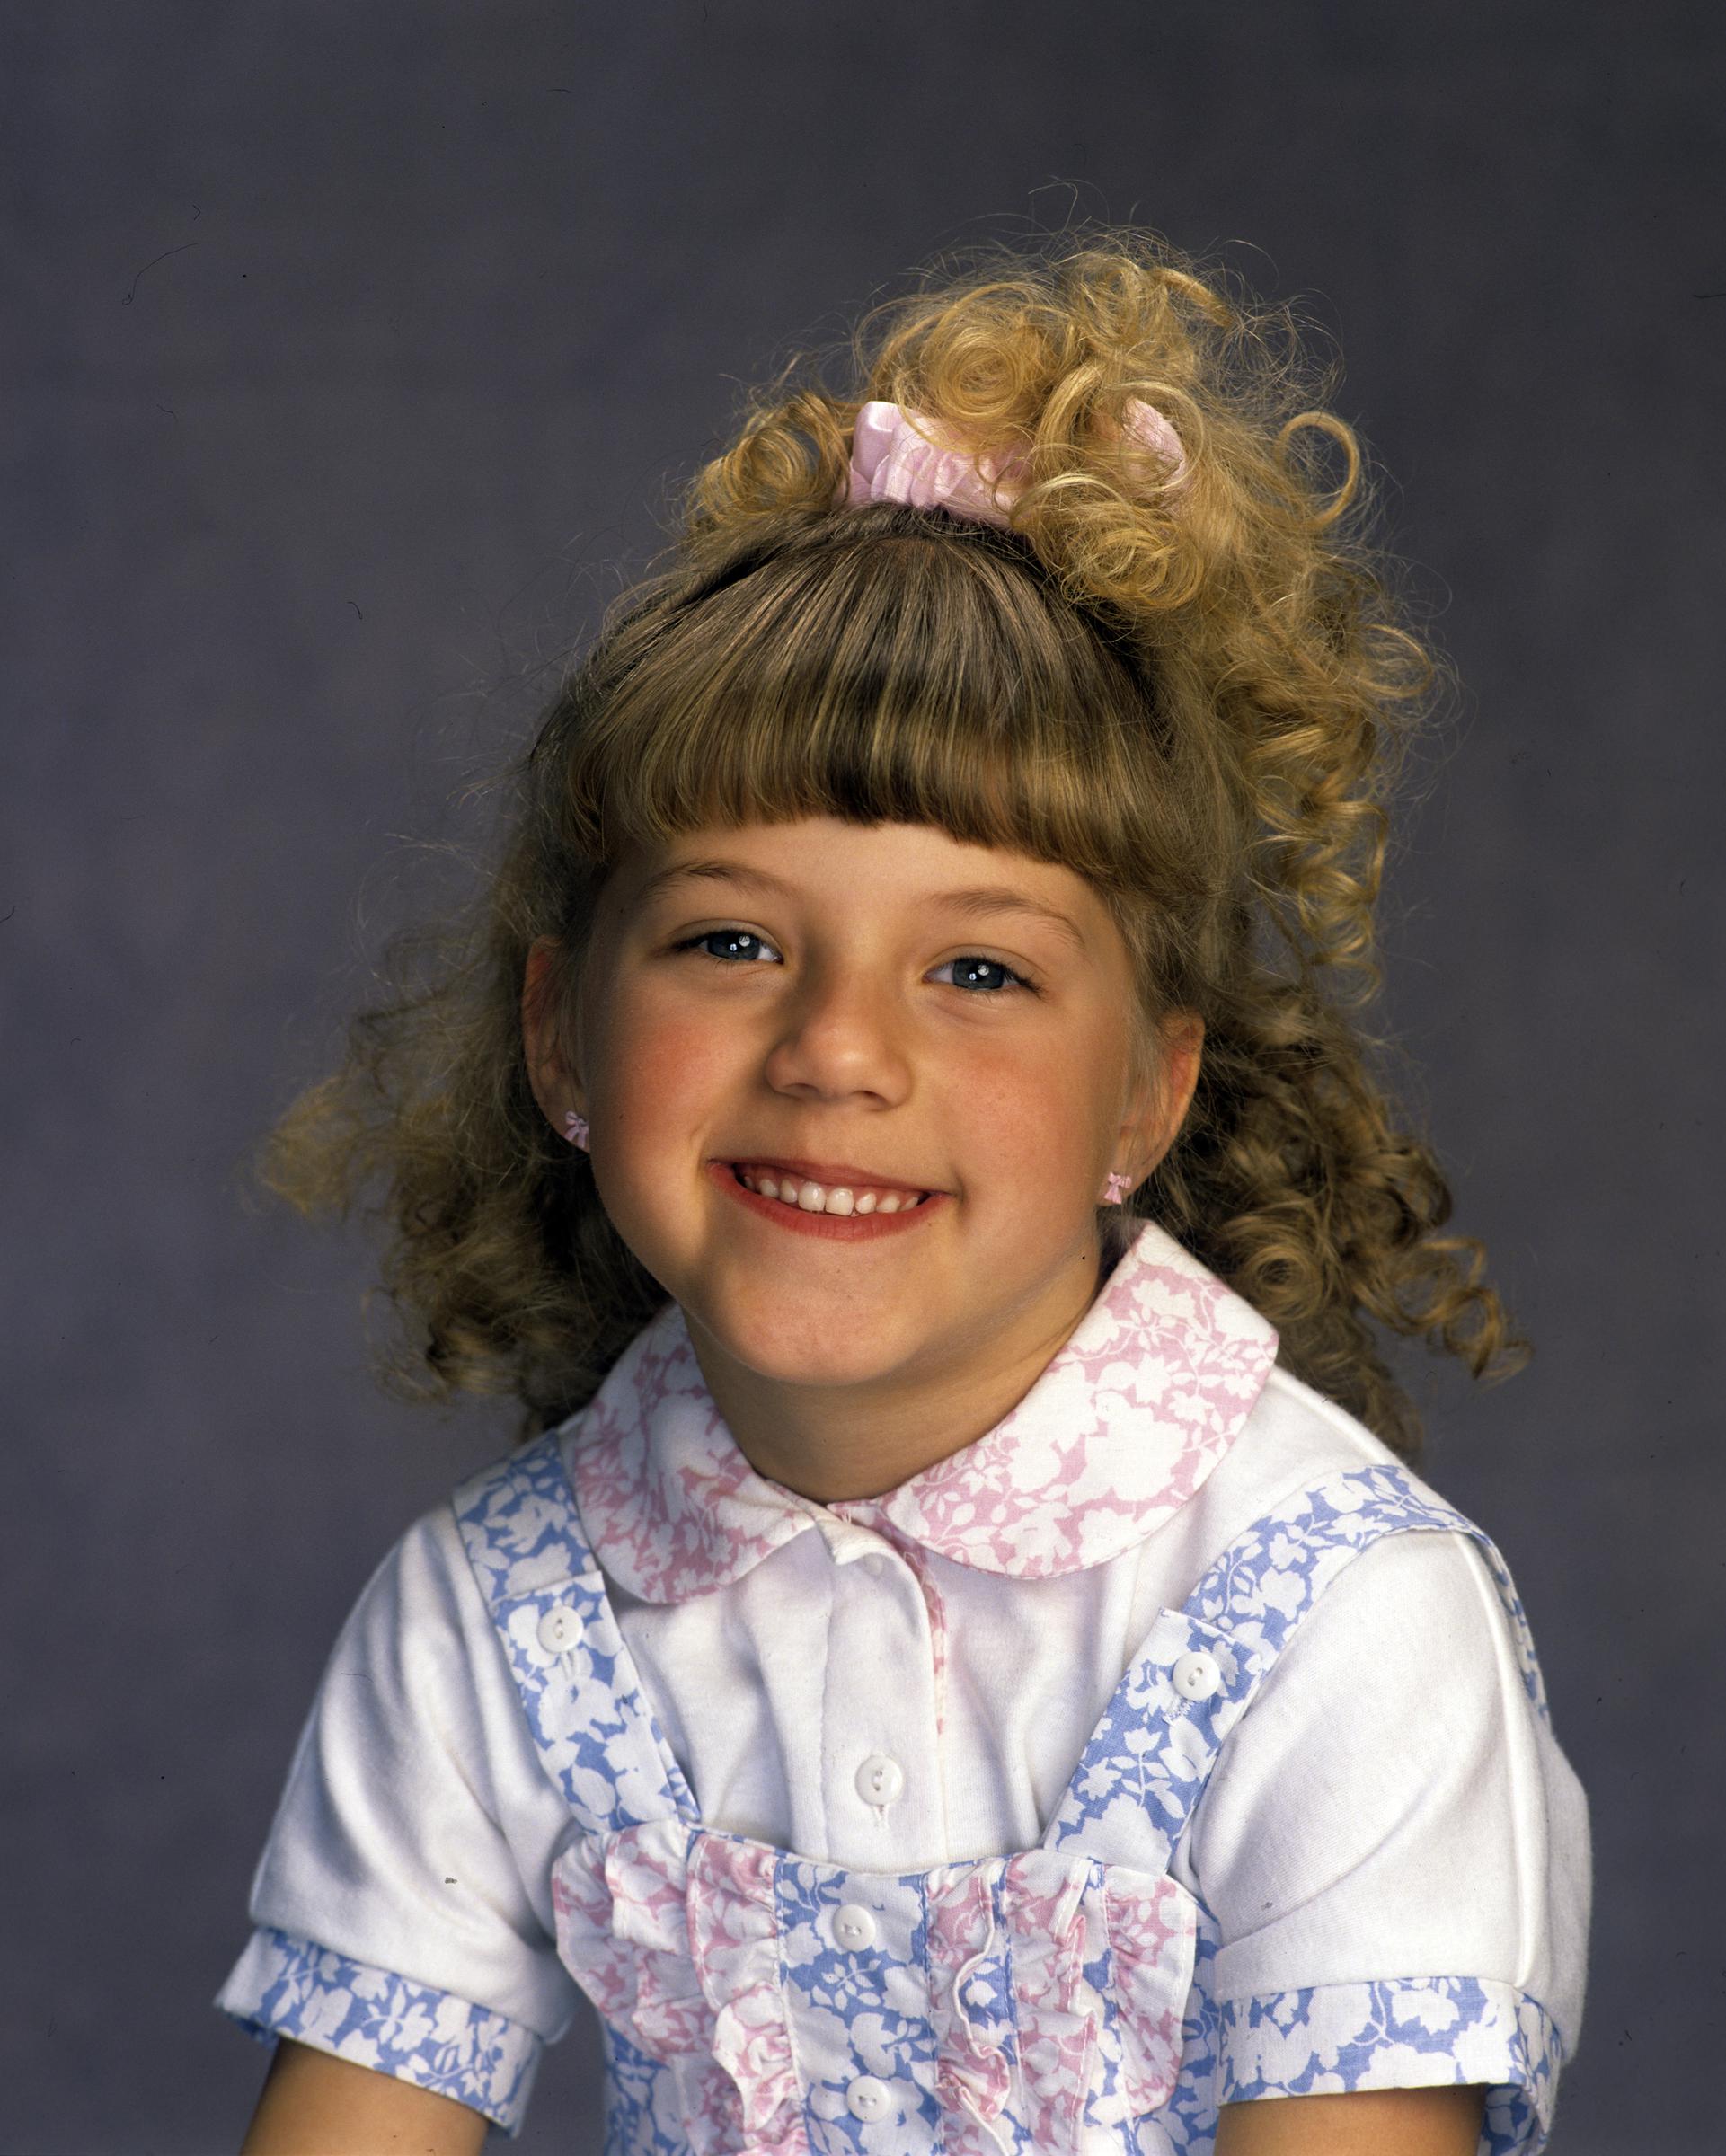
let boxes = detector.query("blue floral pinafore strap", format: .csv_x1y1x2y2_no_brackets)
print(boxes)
454,1429,696,1834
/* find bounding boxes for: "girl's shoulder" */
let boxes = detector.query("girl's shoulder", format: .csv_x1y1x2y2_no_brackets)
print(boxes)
1168,1356,1476,1580
1156,1357,1556,1719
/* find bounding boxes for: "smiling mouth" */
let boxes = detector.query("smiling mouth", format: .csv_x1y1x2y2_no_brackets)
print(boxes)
727,1162,932,1216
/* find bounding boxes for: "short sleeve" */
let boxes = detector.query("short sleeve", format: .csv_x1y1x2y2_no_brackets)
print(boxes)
215,1503,583,2132
1175,1527,1591,2148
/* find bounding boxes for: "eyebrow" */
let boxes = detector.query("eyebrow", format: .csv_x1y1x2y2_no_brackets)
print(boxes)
633,858,1089,952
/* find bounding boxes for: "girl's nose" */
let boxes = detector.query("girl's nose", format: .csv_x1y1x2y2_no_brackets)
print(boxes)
760,967,913,1106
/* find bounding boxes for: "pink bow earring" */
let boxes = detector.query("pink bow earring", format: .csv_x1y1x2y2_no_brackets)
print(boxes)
562,1110,590,1152
1101,1170,1132,1206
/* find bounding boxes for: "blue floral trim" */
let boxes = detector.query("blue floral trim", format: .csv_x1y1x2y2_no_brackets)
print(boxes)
1219,1976,1562,2153
217,1924,542,2133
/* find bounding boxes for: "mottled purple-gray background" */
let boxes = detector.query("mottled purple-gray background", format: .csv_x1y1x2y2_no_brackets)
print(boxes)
6,4,1721,2150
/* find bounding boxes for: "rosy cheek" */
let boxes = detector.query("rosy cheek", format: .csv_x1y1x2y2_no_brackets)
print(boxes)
604,995,739,1133
945,1048,1094,1180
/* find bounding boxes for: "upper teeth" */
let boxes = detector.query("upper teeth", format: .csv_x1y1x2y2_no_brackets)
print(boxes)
735,1166,929,1215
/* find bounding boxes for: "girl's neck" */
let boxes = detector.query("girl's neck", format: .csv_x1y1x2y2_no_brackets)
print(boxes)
681,1244,1114,1505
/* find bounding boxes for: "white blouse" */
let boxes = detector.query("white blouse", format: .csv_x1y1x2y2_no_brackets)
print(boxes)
219,1220,1590,2142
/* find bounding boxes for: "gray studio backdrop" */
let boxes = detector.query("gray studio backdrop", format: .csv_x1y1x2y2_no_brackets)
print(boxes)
7,4,1722,2151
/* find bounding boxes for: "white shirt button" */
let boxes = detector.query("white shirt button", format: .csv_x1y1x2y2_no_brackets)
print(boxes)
1172,1648,1222,1701
862,1553,886,1577
854,1753,905,1805
832,1902,877,1950
846,2074,892,2121
537,1605,581,1654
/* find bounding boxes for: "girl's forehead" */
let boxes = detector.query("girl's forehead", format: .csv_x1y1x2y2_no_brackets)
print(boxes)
613,816,1112,938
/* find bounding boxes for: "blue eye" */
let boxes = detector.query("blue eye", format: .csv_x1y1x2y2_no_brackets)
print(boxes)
931,955,1034,997
677,929,780,964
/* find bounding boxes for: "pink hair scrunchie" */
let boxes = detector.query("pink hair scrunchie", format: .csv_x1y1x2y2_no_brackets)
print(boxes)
844,397,1188,526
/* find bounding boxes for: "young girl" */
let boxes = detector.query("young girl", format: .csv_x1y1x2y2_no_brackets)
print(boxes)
222,232,1589,2155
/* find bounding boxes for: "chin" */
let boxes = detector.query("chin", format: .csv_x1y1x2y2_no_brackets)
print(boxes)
696,1274,935,1389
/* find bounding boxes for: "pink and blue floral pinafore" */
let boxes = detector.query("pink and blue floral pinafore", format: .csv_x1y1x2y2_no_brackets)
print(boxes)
455,1435,1560,2155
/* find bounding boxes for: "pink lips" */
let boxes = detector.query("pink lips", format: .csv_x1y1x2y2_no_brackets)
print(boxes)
707,1160,948,1241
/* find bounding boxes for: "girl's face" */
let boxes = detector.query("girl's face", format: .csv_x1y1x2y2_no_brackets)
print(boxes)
526,816,1200,1496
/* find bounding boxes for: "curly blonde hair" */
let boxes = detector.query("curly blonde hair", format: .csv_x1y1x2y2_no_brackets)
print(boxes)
263,227,1527,1456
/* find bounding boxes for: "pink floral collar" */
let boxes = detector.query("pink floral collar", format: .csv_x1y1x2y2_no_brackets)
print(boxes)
568,1220,1279,1604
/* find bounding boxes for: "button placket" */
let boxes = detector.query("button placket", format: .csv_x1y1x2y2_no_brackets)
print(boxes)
823,1528,941,1862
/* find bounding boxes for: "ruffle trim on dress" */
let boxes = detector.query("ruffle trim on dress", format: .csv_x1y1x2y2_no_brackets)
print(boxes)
553,1828,1198,2155
553,1819,803,2155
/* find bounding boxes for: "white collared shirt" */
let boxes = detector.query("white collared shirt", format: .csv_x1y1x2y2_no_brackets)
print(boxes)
221,1221,1589,2111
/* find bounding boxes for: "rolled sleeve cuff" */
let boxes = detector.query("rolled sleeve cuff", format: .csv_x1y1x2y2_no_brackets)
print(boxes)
216,1925,543,2134
1217,1976,1564,2153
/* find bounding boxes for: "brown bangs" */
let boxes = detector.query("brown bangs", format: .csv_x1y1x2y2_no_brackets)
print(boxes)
553,506,1217,933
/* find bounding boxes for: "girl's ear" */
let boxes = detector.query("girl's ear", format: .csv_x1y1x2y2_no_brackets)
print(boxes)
1117,1011,1204,1185
521,935,588,1133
